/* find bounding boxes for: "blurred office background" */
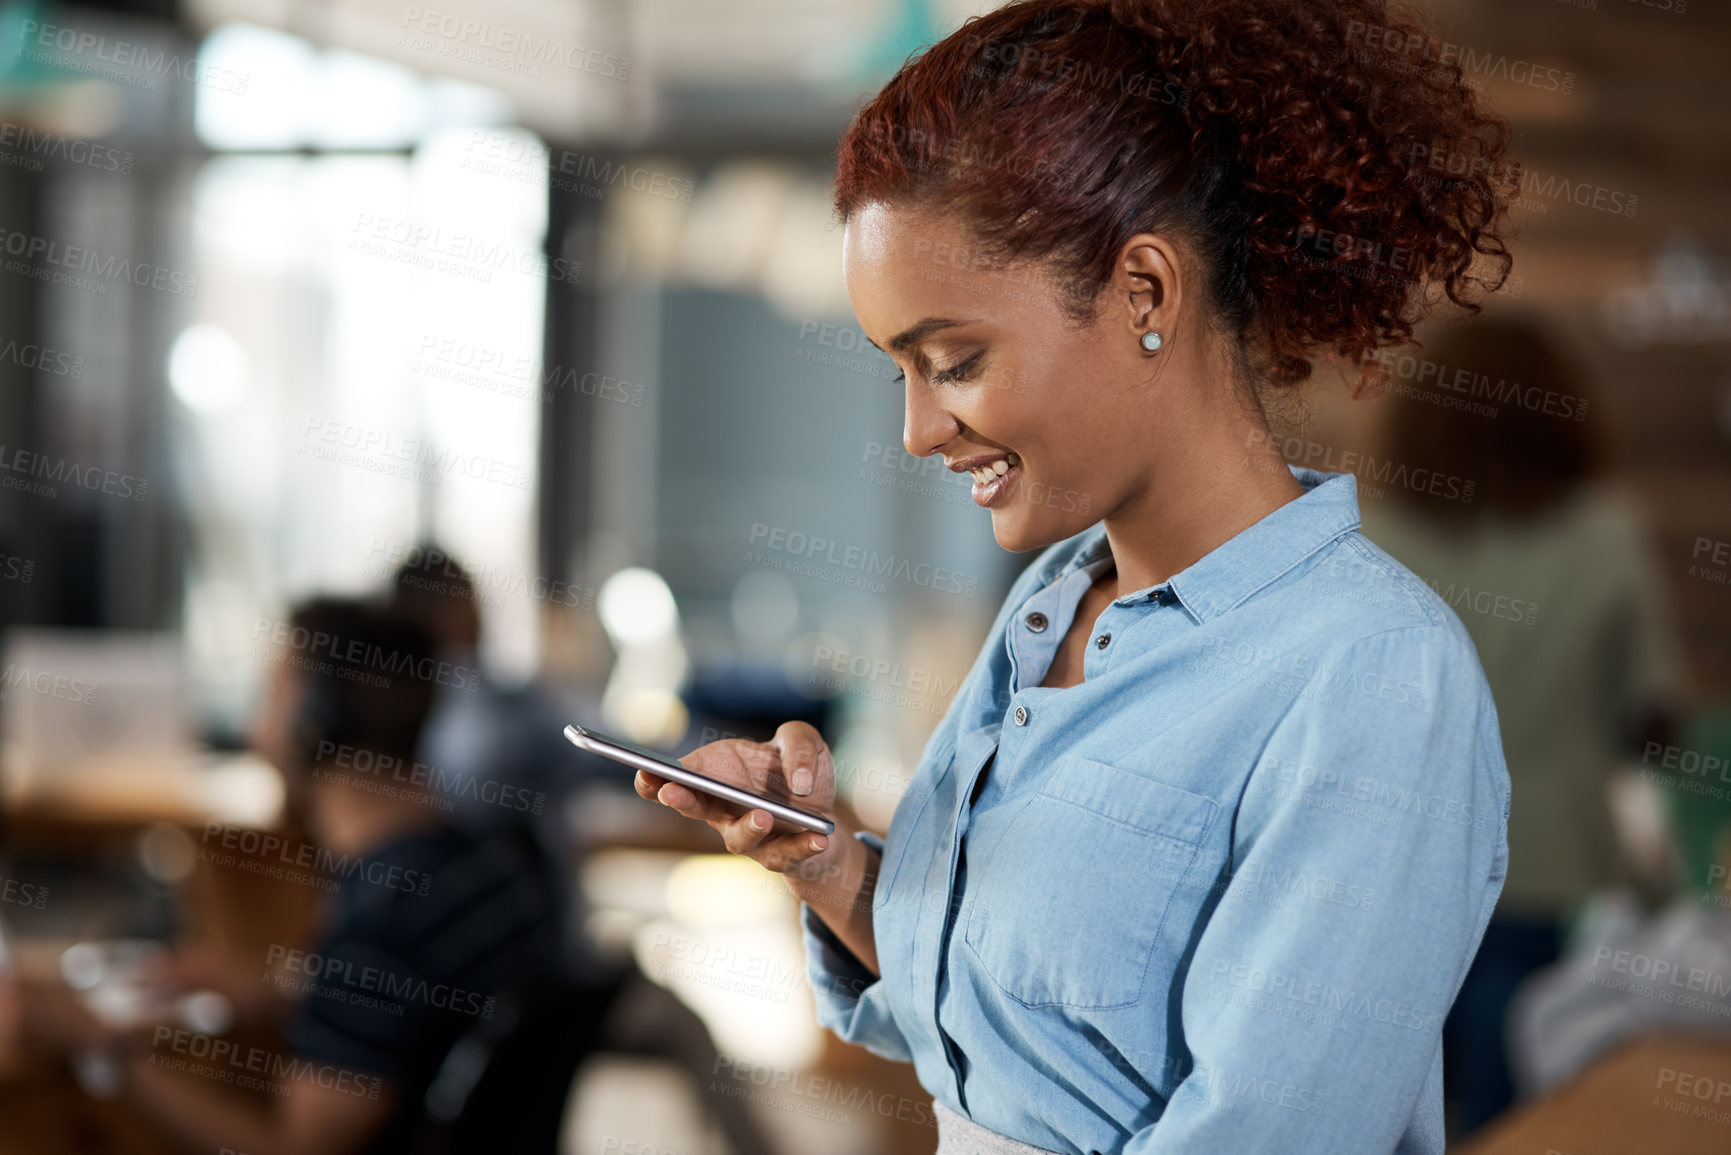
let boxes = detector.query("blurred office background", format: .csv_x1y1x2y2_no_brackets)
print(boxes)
0,0,1726,1153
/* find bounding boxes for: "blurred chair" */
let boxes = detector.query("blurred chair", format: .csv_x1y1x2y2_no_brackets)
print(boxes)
410,962,780,1155
411,969,628,1155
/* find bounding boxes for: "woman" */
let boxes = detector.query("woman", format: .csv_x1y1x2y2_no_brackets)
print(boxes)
637,2,1516,1151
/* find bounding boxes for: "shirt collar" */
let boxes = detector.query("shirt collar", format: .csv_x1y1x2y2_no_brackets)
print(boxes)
1042,466,1362,622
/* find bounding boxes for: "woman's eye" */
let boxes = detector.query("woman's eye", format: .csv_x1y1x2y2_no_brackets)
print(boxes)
930,352,984,385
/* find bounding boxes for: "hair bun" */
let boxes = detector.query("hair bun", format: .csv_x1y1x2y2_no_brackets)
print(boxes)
836,0,1519,389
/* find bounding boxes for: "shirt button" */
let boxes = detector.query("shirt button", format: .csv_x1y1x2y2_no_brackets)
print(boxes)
1024,611,1048,633
1013,705,1029,726
1095,633,1111,649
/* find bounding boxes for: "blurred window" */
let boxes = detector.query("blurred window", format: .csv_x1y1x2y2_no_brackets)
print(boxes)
174,25,544,728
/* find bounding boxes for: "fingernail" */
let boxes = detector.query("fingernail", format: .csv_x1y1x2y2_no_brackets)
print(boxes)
809,836,826,853
750,811,769,830
792,765,813,794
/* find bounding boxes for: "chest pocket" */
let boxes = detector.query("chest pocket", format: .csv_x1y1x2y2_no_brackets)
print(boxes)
962,755,1220,1010
875,727,967,912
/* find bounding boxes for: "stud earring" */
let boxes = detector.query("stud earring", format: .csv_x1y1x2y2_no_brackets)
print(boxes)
1140,331,1163,353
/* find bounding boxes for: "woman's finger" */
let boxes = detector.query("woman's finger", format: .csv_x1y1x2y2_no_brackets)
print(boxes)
656,781,715,819
723,816,830,872
656,781,760,833
757,830,831,873
770,721,827,797
720,808,778,856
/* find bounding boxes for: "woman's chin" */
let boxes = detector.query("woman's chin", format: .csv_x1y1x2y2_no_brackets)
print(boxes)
989,513,1061,554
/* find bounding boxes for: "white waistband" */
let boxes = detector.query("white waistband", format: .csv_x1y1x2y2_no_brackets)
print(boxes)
932,1099,1068,1155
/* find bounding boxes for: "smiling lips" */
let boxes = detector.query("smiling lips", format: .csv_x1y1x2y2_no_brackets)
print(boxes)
950,450,1021,508
953,450,1021,484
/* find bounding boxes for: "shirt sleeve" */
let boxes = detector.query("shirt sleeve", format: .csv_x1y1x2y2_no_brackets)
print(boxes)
799,829,916,1064
1126,624,1511,1153
798,553,1036,1068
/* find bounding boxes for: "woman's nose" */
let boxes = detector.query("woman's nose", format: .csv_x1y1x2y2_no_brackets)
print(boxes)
902,378,958,459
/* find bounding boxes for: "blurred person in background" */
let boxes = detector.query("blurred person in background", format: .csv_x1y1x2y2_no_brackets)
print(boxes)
390,548,782,1155
1359,315,1690,1133
628,2,1521,1153
1,597,572,1154
388,546,606,977
388,545,593,837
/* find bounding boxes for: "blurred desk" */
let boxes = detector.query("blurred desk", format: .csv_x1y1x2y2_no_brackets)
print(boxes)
0,760,309,1154
1458,1034,1731,1155
2,754,284,832
3,755,304,959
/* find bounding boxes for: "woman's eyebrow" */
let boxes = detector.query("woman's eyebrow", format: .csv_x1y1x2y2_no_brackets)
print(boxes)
870,316,980,353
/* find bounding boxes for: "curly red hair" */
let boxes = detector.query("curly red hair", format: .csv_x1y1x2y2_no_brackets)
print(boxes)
834,0,1518,390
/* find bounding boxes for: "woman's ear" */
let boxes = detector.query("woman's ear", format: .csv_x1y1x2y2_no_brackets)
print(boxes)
1119,234,1183,342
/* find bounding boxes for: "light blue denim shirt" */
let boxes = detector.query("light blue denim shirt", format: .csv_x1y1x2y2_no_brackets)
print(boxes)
801,466,1510,1154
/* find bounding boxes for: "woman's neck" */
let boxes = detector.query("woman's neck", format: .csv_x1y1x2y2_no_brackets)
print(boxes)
1099,403,1306,599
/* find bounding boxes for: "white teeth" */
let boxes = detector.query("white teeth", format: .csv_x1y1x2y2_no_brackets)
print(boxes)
966,456,1017,484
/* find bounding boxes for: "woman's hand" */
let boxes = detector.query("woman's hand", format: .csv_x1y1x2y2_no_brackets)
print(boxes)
634,720,837,873
639,719,883,976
